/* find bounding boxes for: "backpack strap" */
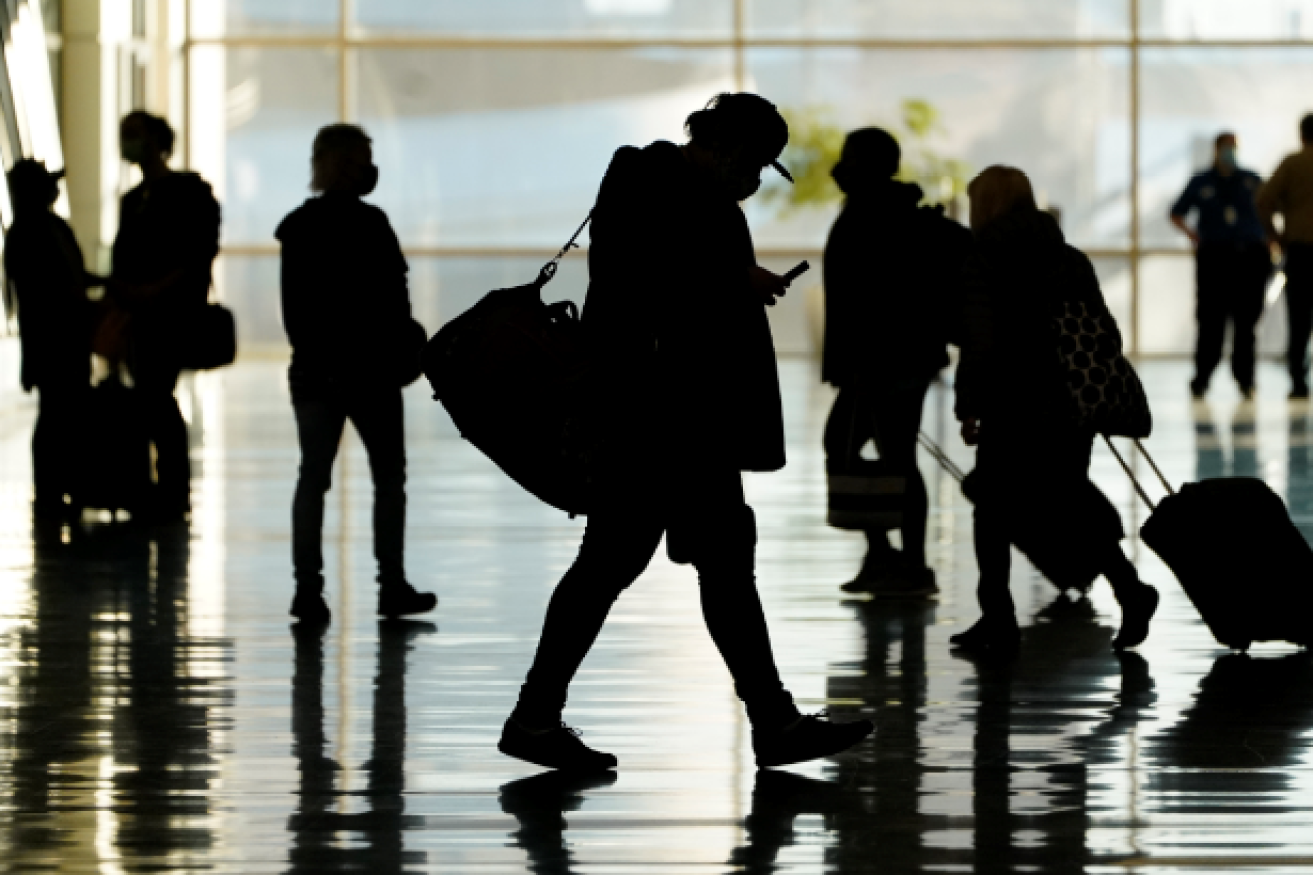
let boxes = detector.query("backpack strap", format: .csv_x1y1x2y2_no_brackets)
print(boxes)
535,212,593,289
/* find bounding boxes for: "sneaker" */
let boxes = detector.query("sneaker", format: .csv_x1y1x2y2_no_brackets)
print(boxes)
869,565,939,599
1112,583,1159,651
949,615,1021,658
839,548,903,593
1189,379,1208,400
290,589,331,624
753,712,873,768
378,581,438,618
498,717,618,772
1292,383,1310,400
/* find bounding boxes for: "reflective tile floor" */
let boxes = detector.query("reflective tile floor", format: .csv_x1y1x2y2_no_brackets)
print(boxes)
1,358,1312,873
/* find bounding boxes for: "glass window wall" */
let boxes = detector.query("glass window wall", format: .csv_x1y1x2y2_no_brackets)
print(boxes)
184,0,1313,356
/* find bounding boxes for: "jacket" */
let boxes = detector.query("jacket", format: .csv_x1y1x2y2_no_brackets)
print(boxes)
954,208,1116,429
822,179,972,386
583,140,785,474
276,193,414,396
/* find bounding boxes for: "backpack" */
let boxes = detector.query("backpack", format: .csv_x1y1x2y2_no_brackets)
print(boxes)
422,217,597,516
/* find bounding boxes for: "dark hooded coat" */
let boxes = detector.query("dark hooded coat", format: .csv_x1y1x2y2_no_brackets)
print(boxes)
583,140,785,477
822,179,972,386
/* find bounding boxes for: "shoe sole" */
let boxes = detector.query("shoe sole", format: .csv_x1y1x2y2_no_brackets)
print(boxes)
497,738,618,773
756,723,874,768
378,597,438,619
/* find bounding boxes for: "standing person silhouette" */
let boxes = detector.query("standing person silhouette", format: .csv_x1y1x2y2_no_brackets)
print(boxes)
110,110,220,521
1170,132,1271,400
4,159,100,517
1257,114,1313,399
952,166,1159,657
821,128,972,597
276,124,437,624
498,93,873,772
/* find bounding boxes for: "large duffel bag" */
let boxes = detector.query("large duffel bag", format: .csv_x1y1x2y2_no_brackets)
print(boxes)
1108,439,1313,651
421,217,597,516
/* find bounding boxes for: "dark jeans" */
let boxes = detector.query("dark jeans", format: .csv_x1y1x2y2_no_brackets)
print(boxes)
292,388,406,589
513,470,796,729
1193,241,1271,391
33,383,88,507
134,362,191,512
1284,242,1313,388
972,426,1137,618
823,380,931,567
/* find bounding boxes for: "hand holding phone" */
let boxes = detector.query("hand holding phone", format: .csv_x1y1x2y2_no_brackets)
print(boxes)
782,260,810,287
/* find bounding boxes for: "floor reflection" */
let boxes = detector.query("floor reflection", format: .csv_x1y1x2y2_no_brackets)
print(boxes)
287,620,434,874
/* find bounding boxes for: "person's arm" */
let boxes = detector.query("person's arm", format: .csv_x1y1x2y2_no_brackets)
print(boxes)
1256,161,1287,248
1170,178,1201,248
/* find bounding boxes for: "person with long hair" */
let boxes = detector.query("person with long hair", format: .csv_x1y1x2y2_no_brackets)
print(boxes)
951,166,1160,657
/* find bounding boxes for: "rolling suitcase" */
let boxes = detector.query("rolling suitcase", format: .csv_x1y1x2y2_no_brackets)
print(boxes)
76,376,154,515
1106,438,1313,651
918,433,1103,594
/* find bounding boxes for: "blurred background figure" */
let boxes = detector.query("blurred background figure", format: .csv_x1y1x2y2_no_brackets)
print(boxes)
109,110,221,522
276,123,436,625
1257,113,1313,399
1170,132,1270,400
821,127,971,597
3,159,100,518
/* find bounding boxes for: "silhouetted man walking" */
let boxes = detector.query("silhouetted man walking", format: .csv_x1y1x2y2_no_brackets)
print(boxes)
1257,114,1313,398
499,93,873,772
1171,132,1270,399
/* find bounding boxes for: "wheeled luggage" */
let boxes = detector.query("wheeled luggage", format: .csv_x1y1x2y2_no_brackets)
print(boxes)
76,375,153,514
421,216,597,516
1107,439,1313,651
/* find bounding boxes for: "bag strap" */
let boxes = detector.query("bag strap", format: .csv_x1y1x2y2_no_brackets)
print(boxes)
917,431,967,484
535,211,593,289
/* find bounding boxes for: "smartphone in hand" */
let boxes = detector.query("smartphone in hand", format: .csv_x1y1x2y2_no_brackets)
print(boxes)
782,260,810,286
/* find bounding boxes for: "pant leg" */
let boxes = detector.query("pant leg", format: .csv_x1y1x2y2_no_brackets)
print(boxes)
673,471,797,728
1228,242,1271,390
514,509,664,727
32,384,86,506
1193,246,1228,389
1285,243,1313,387
137,365,191,511
292,398,348,590
347,388,408,587
870,380,932,568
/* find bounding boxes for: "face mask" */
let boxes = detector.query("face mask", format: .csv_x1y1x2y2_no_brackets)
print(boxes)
121,137,148,164
730,173,761,201
1218,146,1238,170
358,163,379,196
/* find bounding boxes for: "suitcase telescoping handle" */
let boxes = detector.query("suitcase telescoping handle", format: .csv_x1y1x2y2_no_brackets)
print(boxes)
917,432,968,483
1102,436,1175,511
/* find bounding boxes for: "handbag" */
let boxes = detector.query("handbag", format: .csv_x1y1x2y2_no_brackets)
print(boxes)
826,394,906,531
180,302,237,371
1054,300,1152,438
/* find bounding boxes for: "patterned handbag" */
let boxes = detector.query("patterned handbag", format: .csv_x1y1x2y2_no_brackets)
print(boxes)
1054,301,1152,438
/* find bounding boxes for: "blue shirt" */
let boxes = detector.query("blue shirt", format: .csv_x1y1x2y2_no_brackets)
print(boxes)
1171,167,1266,245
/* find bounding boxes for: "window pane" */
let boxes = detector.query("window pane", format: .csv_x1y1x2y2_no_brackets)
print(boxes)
747,0,1129,39
216,255,283,350
353,0,733,38
189,46,338,246
746,48,1131,252
191,0,338,38
355,47,735,248
1140,0,1313,41
1139,48,1311,250
1139,253,1288,357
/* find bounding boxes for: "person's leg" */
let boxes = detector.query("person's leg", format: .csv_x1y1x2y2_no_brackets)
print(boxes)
870,380,932,571
1228,244,1270,393
1285,244,1313,394
1193,246,1227,395
137,364,191,515
1099,543,1160,650
512,512,664,729
32,386,72,513
291,398,347,615
824,385,899,573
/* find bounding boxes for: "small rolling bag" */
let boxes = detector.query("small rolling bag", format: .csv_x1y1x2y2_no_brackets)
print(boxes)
76,375,154,515
1106,438,1313,651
